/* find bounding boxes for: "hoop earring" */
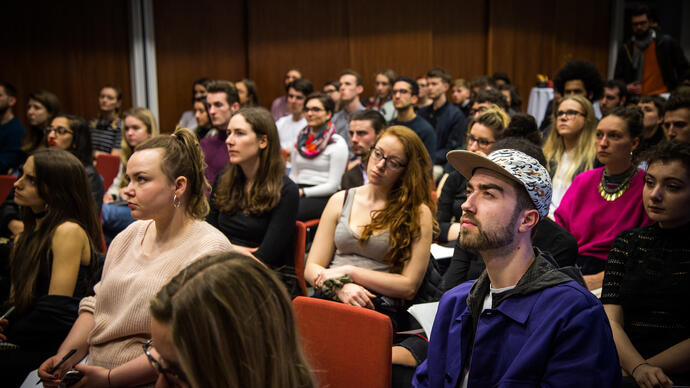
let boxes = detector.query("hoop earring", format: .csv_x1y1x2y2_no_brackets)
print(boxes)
172,193,181,208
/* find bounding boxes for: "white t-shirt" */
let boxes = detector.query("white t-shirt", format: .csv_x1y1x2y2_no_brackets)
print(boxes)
549,151,575,218
276,115,307,152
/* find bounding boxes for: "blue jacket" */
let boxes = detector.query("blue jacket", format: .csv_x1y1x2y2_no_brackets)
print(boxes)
417,102,466,165
413,252,620,388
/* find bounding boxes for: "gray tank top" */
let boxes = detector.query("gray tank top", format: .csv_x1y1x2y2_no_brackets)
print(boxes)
330,189,391,272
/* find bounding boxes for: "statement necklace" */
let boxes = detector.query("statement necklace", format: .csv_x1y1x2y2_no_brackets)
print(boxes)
598,166,636,202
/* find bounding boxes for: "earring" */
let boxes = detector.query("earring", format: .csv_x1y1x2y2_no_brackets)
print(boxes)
172,194,181,208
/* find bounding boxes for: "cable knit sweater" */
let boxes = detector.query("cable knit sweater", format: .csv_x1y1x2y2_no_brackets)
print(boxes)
78,220,233,369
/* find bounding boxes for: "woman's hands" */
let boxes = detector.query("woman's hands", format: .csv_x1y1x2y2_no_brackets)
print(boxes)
70,364,110,388
631,363,673,388
336,283,375,309
314,265,352,289
37,353,77,387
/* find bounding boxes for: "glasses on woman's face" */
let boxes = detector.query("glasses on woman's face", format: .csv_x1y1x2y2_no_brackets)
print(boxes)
303,106,325,114
142,339,188,387
369,146,407,171
44,126,73,136
556,109,585,120
466,134,494,148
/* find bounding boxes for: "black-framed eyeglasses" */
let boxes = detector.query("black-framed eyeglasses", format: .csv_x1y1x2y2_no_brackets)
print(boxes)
303,107,325,113
556,109,585,120
466,134,494,148
392,89,411,95
142,339,188,386
44,126,73,136
369,146,407,170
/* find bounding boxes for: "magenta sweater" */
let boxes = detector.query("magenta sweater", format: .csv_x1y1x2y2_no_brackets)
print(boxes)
555,167,653,261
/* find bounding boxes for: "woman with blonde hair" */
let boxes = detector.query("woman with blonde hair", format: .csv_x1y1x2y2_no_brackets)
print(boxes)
543,94,598,216
148,252,315,388
38,128,233,387
102,107,159,244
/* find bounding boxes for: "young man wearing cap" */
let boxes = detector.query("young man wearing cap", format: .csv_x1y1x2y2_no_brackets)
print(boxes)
413,149,620,387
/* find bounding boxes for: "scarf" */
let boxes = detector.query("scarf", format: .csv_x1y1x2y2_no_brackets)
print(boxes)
631,29,656,82
296,121,336,159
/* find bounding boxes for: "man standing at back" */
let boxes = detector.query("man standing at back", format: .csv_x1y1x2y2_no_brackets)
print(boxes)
0,82,26,174
332,69,365,155
202,80,240,186
413,149,620,388
389,76,436,159
417,68,466,178
614,5,689,96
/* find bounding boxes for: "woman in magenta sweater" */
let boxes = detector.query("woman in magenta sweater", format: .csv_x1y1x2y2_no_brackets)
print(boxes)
555,106,653,290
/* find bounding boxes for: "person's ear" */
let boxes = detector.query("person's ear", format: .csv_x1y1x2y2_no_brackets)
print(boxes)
356,85,364,95
173,176,188,199
258,134,268,150
631,136,640,152
518,209,540,233
231,102,241,113
8,96,16,107
412,95,419,105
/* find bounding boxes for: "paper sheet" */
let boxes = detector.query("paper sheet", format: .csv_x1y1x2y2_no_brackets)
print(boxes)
407,302,440,340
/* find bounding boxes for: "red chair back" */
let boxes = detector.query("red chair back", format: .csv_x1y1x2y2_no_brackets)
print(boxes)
0,175,17,205
96,154,121,191
292,296,392,388
294,221,308,296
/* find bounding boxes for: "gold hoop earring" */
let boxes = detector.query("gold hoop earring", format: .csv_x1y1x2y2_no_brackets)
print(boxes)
172,193,181,208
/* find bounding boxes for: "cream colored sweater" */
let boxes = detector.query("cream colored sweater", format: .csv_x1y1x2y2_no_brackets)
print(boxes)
79,220,233,369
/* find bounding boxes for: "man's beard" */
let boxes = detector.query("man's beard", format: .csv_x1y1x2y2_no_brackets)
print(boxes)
634,28,651,40
459,208,520,251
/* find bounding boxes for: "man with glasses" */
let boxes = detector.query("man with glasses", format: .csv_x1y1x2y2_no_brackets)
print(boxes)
276,78,313,159
663,92,690,143
389,76,436,158
0,82,26,174
468,89,509,120
341,109,386,190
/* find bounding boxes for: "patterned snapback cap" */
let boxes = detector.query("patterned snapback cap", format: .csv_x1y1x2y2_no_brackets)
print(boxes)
446,149,552,218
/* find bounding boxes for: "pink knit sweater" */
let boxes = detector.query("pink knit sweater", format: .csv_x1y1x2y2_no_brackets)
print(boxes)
555,167,653,261
79,220,233,369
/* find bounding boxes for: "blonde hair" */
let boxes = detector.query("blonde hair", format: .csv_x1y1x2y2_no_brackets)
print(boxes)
543,95,597,181
150,253,315,388
119,107,159,187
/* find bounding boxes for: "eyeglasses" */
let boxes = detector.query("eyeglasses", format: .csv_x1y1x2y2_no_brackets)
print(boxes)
392,89,411,95
662,121,688,131
556,109,585,120
469,106,488,117
44,126,73,136
466,134,495,148
142,339,188,387
304,107,325,113
369,147,407,170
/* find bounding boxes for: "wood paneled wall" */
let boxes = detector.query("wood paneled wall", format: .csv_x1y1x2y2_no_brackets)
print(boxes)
4,0,610,133
0,1,132,126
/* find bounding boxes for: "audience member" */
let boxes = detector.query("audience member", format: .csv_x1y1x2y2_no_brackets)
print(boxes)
418,68,466,174
235,78,259,108
469,88,509,119
38,128,234,387
555,106,653,290
450,78,471,117
415,76,432,109
178,77,210,131
201,80,240,186
289,93,348,221
341,109,386,190
24,90,60,159
544,95,598,216
365,69,397,122
271,68,302,120
414,148,620,387
102,108,159,244
0,149,102,386
0,82,26,174
90,85,123,157
46,114,104,210
663,91,690,143
491,71,511,88
600,79,628,115
304,125,435,366
502,112,543,146
614,4,689,96
208,107,299,295
276,78,313,155
635,94,666,165
191,97,212,139
602,140,690,388
332,69,365,153
390,76,436,158
149,252,315,388
469,75,495,98
499,84,522,114
323,80,341,111
440,137,578,290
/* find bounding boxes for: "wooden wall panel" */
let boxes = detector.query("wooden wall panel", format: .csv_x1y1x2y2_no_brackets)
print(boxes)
247,0,349,108
0,1,131,126
153,0,246,132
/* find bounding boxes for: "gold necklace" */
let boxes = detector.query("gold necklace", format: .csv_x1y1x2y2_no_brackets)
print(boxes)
598,179,631,201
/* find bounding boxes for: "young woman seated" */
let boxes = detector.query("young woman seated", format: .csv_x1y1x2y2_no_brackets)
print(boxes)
208,107,299,296
90,85,123,157
602,140,690,388
304,125,435,367
37,128,234,387
148,252,315,388
0,149,102,386
555,106,653,290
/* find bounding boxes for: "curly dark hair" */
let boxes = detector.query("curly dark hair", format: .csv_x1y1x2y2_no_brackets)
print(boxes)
553,60,604,101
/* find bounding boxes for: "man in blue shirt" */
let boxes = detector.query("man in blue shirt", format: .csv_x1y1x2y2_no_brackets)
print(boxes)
413,149,620,388
0,82,27,174
389,76,436,160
